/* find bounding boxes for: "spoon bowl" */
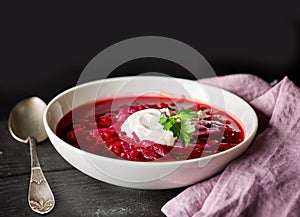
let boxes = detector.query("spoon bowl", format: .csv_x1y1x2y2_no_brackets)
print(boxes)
9,97,48,143
8,97,55,214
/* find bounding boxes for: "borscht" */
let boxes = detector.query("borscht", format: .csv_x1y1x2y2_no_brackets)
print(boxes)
56,96,244,162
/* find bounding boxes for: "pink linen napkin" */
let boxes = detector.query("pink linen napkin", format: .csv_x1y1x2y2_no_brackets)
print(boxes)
161,74,300,217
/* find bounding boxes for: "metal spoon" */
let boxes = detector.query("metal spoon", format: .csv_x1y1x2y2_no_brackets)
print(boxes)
8,97,55,214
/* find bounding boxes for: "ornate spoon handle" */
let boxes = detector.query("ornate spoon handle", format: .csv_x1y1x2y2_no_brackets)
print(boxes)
28,137,55,214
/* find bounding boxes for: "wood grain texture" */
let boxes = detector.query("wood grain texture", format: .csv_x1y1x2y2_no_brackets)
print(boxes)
0,170,183,217
0,119,185,217
0,120,73,177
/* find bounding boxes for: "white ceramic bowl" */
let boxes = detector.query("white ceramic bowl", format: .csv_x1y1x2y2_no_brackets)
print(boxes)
43,76,258,189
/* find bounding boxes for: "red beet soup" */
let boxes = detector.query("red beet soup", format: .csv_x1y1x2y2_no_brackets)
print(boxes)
56,96,244,162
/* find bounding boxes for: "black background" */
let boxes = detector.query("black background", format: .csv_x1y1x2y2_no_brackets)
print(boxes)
1,1,300,115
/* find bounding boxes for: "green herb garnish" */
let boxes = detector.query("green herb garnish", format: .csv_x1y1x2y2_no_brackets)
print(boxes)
159,109,198,146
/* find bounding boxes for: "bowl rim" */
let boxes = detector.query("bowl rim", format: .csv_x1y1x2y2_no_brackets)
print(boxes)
43,76,258,167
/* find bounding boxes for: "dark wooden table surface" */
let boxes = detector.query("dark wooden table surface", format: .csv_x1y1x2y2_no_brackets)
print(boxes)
0,118,184,217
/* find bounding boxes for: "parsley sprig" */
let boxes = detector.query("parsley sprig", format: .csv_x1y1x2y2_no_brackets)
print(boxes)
159,109,198,146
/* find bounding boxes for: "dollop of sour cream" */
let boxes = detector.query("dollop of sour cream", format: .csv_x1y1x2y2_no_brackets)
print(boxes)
121,108,176,146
